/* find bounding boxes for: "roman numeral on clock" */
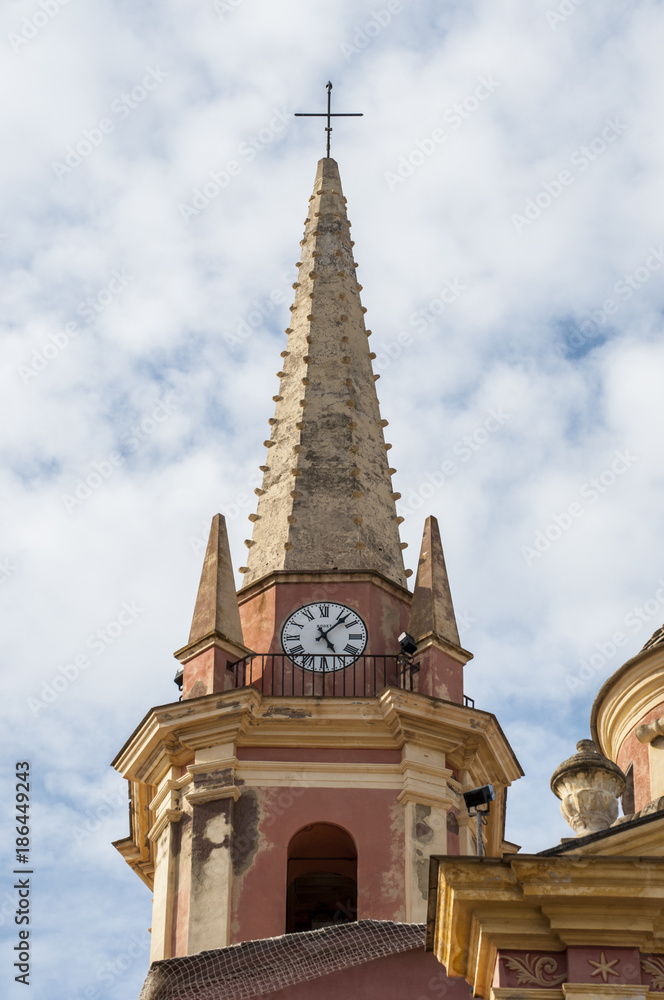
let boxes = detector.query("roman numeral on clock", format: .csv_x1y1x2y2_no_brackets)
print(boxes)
281,603,367,672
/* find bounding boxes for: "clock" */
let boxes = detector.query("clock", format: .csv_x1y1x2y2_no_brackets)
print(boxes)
281,602,368,672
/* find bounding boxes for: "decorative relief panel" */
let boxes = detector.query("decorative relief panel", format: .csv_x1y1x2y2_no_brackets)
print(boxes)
641,955,664,992
566,946,641,987
499,952,567,988
587,952,621,983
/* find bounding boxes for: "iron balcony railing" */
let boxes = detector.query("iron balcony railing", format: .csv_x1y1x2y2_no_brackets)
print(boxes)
226,653,420,698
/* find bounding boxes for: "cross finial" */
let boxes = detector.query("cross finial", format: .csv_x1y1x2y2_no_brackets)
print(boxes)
294,81,363,158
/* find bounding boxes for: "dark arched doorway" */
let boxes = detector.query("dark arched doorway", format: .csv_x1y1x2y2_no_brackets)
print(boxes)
285,823,358,933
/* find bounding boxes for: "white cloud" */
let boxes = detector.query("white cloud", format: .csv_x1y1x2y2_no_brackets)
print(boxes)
2,1,664,995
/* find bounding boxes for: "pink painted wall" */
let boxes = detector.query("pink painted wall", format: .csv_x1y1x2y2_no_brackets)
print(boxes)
261,947,470,1000
415,646,463,704
231,786,405,943
182,646,238,699
239,578,411,656
616,700,664,812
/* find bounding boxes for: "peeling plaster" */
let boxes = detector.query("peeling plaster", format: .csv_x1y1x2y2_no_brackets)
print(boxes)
382,801,405,916
416,850,429,901
414,804,434,843
192,800,232,871
232,791,260,876
194,768,234,790
264,706,311,719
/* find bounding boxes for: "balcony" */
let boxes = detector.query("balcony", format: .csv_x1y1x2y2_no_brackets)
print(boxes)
227,653,420,698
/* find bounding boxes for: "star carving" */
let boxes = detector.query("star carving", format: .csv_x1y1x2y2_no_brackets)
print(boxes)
588,952,621,983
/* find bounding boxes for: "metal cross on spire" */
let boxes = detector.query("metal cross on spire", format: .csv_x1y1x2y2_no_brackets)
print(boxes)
294,82,363,158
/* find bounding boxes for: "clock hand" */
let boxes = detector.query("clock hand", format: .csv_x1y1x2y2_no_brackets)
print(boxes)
315,625,337,652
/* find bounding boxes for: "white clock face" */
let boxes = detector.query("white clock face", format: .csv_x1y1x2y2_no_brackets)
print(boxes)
281,602,368,672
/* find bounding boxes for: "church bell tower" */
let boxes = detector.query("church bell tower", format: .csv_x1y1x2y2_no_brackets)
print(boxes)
112,152,522,998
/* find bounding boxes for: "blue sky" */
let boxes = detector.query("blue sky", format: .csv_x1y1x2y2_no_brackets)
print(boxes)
2,1,664,997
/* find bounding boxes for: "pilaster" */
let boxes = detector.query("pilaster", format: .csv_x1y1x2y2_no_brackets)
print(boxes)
186,795,234,953
149,821,178,962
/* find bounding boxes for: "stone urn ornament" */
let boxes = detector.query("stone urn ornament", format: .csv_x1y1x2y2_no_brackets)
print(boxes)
550,739,625,837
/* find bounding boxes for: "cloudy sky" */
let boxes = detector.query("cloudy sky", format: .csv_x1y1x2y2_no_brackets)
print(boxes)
2,0,664,996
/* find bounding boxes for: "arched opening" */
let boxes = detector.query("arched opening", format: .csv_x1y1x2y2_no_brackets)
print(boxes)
285,823,358,933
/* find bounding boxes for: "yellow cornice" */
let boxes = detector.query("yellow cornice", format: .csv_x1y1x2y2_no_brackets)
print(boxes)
111,686,262,782
413,632,474,666
549,814,664,858
427,855,664,999
591,645,664,761
173,629,251,665
112,835,154,889
185,785,241,806
237,568,412,604
379,688,523,782
113,686,521,781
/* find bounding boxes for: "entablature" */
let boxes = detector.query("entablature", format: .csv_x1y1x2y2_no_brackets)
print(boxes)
112,685,522,888
427,854,664,999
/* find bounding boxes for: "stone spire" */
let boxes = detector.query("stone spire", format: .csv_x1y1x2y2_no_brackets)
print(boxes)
408,516,460,646
187,513,244,648
240,158,408,590
174,514,249,699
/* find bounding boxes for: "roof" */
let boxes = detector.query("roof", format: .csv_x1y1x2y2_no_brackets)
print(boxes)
138,920,425,1000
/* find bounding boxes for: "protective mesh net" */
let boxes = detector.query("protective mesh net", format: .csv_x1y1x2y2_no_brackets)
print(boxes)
138,920,426,1000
